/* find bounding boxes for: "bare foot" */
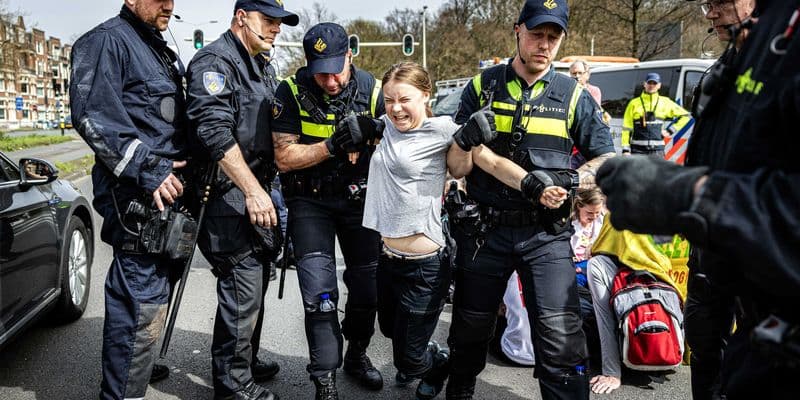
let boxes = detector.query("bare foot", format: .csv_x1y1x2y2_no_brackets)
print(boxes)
590,375,621,394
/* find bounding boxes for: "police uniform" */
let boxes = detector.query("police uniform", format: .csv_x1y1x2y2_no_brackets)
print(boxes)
684,1,800,397
69,6,186,399
271,27,384,389
185,1,298,397
597,1,800,398
449,62,614,400
621,80,691,155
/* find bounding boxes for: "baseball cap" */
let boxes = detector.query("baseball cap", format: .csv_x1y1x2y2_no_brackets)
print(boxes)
303,23,349,75
517,0,569,32
645,73,661,83
234,0,299,26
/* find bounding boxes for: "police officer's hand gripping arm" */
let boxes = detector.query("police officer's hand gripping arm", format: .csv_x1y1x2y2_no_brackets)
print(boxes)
186,55,276,227
70,31,185,211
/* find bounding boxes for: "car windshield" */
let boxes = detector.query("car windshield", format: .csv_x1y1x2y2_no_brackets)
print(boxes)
432,88,464,117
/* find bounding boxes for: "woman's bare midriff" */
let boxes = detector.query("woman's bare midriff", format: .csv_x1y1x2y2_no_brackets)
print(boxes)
383,233,441,254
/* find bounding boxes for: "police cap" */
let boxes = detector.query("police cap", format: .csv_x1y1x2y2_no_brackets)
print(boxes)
303,22,349,75
517,0,569,33
234,0,299,26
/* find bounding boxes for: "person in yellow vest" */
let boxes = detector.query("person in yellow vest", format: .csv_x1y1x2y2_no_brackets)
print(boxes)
621,73,690,156
271,22,385,399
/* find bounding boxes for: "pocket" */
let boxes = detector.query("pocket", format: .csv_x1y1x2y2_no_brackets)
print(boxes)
526,148,571,170
145,79,178,123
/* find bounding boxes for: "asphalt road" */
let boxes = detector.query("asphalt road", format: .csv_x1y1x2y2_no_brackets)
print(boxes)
0,176,692,399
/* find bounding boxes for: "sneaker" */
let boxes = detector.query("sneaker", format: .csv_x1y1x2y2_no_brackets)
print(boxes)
252,357,280,382
416,342,450,400
214,381,279,400
149,363,169,383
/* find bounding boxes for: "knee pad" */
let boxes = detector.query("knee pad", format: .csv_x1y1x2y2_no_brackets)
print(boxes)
535,311,587,375
296,252,339,312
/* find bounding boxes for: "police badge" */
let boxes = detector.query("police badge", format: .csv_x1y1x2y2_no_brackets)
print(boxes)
203,71,226,95
273,100,284,119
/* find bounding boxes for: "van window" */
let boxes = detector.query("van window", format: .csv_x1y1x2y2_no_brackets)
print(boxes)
683,70,704,112
591,67,677,117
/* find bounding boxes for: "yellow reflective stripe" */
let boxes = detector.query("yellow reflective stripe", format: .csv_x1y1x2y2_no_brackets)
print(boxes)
492,102,516,111
495,114,513,133
567,83,582,129
370,79,381,116
301,121,335,138
472,74,483,106
523,117,569,138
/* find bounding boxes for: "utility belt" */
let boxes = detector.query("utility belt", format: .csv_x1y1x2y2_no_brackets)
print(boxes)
282,173,367,202
482,206,540,227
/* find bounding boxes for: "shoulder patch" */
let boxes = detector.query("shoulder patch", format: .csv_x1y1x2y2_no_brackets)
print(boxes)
272,100,284,119
203,72,226,95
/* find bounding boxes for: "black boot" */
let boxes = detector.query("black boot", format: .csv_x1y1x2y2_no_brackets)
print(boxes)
416,341,451,400
445,374,476,400
252,357,280,382
343,340,384,390
150,363,170,383
539,372,589,400
312,371,339,400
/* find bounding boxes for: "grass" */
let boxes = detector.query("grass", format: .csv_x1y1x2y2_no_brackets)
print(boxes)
56,155,94,177
0,134,73,152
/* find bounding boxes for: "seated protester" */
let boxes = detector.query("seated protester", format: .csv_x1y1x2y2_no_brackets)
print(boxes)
585,218,685,394
363,62,476,399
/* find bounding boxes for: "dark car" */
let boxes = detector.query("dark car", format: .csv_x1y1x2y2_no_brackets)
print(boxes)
0,152,94,349
432,87,465,117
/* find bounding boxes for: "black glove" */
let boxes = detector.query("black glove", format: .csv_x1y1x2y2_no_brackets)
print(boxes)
520,170,579,203
453,108,496,151
327,114,385,155
356,115,385,141
596,156,708,235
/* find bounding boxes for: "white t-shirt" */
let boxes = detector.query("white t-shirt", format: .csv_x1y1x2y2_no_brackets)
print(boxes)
362,115,457,247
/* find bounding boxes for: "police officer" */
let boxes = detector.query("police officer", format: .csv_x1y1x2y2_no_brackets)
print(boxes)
69,1,186,399
271,22,385,399
597,1,800,398
680,1,754,399
445,1,615,399
185,1,298,399
621,72,691,156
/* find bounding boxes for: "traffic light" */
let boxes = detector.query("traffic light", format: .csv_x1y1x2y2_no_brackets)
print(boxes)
348,34,360,57
193,29,204,49
402,34,414,56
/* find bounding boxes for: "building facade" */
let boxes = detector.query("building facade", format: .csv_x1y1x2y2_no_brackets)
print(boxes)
0,16,71,130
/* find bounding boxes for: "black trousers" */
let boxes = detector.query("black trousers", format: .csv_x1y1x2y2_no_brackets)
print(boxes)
199,214,267,396
377,249,450,377
287,196,379,378
449,223,589,400
684,271,735,400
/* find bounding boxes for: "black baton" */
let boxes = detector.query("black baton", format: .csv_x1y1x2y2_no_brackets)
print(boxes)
159,163,216,358
277,217,290,299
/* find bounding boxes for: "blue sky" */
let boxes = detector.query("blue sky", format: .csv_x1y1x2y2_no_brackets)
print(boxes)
8,0,444,64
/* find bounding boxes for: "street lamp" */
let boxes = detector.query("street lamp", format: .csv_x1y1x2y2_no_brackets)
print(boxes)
421,6,428,70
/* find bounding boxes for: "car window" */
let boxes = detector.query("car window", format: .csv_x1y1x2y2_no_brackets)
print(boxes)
432,87,464,117
683,70,704,112
592,67,678,117
0,156,20,183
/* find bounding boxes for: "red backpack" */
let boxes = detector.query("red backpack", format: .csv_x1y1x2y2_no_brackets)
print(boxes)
610,266,684,371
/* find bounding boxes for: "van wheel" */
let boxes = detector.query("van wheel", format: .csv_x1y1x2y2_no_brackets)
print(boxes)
53,216,92,323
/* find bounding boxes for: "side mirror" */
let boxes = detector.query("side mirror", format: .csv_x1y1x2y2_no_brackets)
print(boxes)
19,158,59,186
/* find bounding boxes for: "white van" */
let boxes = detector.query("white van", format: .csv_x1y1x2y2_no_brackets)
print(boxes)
589,59,714,162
